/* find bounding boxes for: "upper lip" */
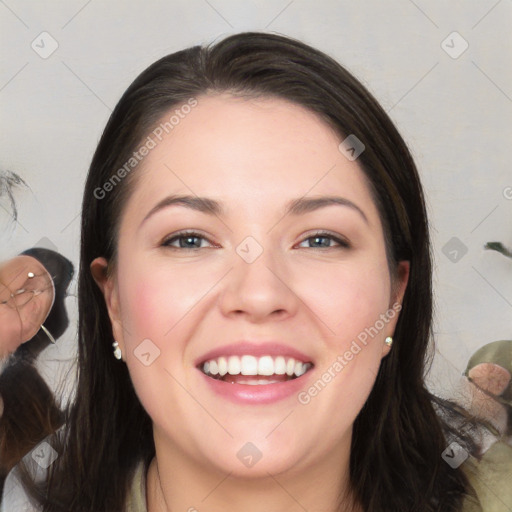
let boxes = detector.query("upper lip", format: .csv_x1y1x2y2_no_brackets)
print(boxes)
195,341,313,366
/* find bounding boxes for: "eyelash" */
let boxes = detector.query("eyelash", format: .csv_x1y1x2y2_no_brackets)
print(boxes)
161,230,350,250
161,230,217,250
298,231,350,249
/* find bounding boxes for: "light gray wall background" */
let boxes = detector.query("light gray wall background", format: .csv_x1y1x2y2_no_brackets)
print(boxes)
1,0,511,399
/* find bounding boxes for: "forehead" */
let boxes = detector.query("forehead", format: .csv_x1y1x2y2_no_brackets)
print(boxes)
121,93,379,223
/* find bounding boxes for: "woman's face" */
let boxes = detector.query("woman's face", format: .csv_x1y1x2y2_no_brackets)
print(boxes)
92,94,408,478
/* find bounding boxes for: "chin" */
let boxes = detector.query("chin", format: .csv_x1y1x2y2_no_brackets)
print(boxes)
206,447,302,479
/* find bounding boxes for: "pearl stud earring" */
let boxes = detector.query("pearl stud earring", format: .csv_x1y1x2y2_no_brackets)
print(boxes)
112,341,122,360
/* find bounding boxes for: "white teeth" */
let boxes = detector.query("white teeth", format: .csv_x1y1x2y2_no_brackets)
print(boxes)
240,355,258,375
294,361,306,377
201,355,312,378
218,356,228,376
258,355,274,376
227,355,241,375
239,379,281,385
209,360,219,375
274,356,286,375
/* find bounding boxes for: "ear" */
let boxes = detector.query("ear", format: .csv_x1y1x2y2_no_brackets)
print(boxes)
392,260,410,307
90,257,126,359
381,260,410,358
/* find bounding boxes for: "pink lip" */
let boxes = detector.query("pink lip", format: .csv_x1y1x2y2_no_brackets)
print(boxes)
194,342,314,405
195,341,312,366
198,368,313,405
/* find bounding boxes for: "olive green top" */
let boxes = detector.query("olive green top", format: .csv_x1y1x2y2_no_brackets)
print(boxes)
461,440,512,512
125,442,512,511
125,461,147,512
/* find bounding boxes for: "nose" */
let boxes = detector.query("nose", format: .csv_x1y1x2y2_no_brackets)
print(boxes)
218,243,299,323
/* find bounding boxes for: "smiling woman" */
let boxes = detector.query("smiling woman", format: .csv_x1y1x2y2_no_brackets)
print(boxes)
7,32,486,511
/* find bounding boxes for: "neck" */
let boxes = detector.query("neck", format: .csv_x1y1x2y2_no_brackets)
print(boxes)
146,430,361,512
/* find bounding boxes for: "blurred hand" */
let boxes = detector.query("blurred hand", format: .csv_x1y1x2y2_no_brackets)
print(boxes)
468,362,511,397
0,255,55,359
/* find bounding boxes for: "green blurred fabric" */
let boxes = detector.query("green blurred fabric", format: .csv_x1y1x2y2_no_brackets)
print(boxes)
462,441,512,512
126,461,147,511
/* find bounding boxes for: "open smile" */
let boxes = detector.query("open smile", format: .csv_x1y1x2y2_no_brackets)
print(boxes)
196,344,315,404
199,354,313,385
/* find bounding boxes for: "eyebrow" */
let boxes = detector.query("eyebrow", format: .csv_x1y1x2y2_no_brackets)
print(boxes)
139,194,368,228
140,195,223,229
286,196,368,223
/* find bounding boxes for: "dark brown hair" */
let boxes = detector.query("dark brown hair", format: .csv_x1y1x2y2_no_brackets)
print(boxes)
23,32,480,511
0,358,64,497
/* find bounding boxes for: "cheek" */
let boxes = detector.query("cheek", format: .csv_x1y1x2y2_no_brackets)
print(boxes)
128,279,166,337
117,266,207,344
297,269,389,447
115,258,225,413
293,259,391,422
117,273,183,422
118,278,166,344
298,259,392,345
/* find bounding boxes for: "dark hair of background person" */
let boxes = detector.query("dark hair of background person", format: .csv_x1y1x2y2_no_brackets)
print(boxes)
0,248,73,498
19,32,483,511
0,170,27,226
0,361,64,497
